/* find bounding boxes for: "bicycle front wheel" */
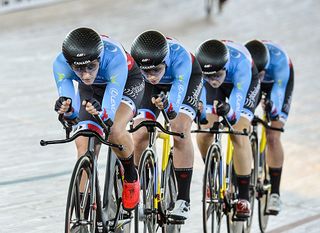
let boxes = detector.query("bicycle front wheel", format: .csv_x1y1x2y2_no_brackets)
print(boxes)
65,155,96,233
257,150,270,233
243,133,259,233
134,150,157,233
203,144,223,233
161,153,181,233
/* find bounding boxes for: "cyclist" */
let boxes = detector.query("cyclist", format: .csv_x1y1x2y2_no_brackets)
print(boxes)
245,40,294,214
130,30,203,220
53,27,145,211
195,39,260,219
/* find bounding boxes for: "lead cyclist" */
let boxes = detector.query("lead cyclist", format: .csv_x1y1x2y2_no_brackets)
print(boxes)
52,27,145,211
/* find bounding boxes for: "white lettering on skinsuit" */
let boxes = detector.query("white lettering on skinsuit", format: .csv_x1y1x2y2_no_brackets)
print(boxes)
236,93,243,113
110,88,119,113
245,84,260,108
176,84,184,106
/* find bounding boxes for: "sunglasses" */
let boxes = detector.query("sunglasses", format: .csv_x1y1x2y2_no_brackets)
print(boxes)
71,60,99,73
203,68,226,81
141,63,166,75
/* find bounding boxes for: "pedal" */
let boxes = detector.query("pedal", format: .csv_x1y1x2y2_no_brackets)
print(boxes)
167,218,185,225
265,210,279,216
263,183,271,191
232,216,248,222
121,212,132,219
116,218,132,228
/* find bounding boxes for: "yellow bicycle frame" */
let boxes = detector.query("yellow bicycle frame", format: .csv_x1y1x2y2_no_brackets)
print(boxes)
219,114,268,199
220,135,234,198
260,115,267,154
154,131,171,209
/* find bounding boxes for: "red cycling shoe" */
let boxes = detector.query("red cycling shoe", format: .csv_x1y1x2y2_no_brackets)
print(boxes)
122,175,140,211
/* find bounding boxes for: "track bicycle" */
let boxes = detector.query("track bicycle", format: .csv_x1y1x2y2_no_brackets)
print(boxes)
250,113,284,233
192,115,249,233
129,110,184,233
40,114,132,233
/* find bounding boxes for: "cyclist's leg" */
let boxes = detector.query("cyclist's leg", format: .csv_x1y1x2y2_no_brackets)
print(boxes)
196,81,220,160
231,118,253,175
231,69,260,218
109,61,145,160
266,120,284,196
267,65,293,195
266,120,284,214
111,62,145,210
230,117,252,218
169,59,202,220
132,82,162,165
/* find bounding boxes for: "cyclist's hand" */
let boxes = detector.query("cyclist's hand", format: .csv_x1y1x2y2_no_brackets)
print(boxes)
195,101,208,124
167,110,177,120
54,96,73,114
82,98,102,115
151,93,168,110
264,99,279,121
152,92,177,120
215,100,230,116
264,99,273,114
64,117,79,125
197,101,204,113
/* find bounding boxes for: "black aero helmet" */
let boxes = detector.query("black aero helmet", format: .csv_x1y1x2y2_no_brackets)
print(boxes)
245,40,269,72
62,27,104,65
195,39,229,74
131,30,168,69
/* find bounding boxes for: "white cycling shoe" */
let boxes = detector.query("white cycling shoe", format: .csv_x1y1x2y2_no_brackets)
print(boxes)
168,199,190,220
267,193,282,215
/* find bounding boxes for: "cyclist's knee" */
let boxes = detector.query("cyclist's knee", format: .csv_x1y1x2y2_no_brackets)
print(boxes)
266,133,281,148
108,124,127,143
132,128,149,145
171,114,192,143
231,134,250,148
75,136,88,157
171,113,192,131
196,132,212,144
233,116,251,131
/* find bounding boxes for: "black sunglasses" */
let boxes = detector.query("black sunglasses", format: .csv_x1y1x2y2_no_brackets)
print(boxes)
71,61,99,73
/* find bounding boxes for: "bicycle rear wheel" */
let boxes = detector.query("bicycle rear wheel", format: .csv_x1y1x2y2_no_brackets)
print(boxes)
257,151,270,233
203,144,223,233
161,153,181,233
134,150,157,233
65,155,96,233
243,133,259,233
226,164,244,233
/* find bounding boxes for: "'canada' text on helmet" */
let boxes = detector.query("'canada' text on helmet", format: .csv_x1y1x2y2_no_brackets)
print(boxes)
62,27,104,66
195,39,229,74
131,30,168,70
